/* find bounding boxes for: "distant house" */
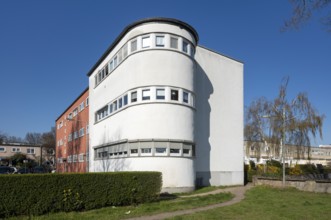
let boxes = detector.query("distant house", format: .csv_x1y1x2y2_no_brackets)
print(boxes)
245,140,331,166
0,143,41,165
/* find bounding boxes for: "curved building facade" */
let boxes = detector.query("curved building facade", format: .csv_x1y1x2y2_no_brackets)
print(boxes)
87,18,244,192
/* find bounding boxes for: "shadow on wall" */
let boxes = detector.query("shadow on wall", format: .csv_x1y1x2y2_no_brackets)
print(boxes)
95,129,130,172
194,62,213,187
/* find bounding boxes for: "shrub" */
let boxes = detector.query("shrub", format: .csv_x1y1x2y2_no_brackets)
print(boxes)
0,172,161,218
266,159,282,168
289,164,303,176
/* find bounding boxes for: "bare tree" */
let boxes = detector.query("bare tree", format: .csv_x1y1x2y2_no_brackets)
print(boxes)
283,0,331,32
245,77,324,161
25,132,42,145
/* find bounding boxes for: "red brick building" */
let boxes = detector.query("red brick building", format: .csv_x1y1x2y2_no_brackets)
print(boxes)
55,88,89,173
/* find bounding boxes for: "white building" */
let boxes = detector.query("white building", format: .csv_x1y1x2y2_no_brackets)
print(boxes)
87,18,244,192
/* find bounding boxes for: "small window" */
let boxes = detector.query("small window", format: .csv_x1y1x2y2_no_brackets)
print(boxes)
0,147,5,152
109,60,114,72
105,64,109,76
156,89,165,100
27,148,35,154
109,104,113,114
131,39,137,52
170,37,178,49
86,97,89,106
171,89,178,101
183,91,189,103
170,148,180,154
123,43,128,58
183,149,190,155
119,97,123,109
118,50,122,63
123,94,128,106
183,41,189,53
155,147,167,154
156,35,165,47
141,148,151,154
79,154,84,162
114,56,118,67
131,91,137,102
113,100,117,111
130,149,138,154
142,36,151,48
142,89,151,100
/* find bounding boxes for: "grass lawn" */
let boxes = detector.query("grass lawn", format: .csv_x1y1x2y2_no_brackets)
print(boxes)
9,191,233,220
168,186,331,220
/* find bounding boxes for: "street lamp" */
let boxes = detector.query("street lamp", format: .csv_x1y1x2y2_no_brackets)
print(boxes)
67,118,89,172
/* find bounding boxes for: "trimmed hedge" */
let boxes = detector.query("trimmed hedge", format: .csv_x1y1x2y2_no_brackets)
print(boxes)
0,172,162,218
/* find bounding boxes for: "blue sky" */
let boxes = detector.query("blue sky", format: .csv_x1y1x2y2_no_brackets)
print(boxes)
0,0,330,146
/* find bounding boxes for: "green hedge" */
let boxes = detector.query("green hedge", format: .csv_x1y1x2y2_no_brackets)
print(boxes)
0,172,162,218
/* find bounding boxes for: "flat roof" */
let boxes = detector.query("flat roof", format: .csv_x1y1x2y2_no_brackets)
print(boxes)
86,17,199,77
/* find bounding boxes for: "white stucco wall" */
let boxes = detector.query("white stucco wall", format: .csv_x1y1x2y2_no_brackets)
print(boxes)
194,46,244,186
88,21,197,192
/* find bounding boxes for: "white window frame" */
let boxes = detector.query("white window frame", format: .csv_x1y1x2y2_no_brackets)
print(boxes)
155,35,165,47
27,148,35,154
0,147,6,152
156,88,165,100
131,39,137,52
142,36,151,48
142,89,151,101
78,153,84,162
170,36,178,49
11,147,21,153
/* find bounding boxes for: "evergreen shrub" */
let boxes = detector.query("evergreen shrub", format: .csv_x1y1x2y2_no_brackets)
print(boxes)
0,172,162,218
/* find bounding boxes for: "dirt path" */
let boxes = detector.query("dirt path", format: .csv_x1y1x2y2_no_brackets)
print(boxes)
127,183,253,220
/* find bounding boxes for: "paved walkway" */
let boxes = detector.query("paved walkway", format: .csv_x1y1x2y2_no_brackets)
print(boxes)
127,183,253,220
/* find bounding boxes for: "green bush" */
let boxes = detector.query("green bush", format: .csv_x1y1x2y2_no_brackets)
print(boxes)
0,172,161,218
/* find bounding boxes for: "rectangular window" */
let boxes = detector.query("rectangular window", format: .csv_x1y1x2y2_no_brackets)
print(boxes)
183,149,190,155
155,147,167,154
74,131,78,139
131,39,137,52
123,43,128,58
105,64,109,76
141,148,151,154
67,155,72,163
79,128,85,137
170,148,180,154
86,125,89,134
131,91,137,102
156,88,165,100
73,154,78,162
73,108,78,117
183,91,189,103
130,149,138,154
79,101,84,112
79,153,84,162
123,94,128,106
68,113,73,119
114,56,118,67
118,50,122,63
113,100,117,111
0,147,5,152
142,89,151,100
11,147,21,152
109,60,114,72
86,97,89,106
119,98,122,109
170,37,178,49
183,41,189,53
171,89,179,101
101,68,105,79
156,35,165,47
142,36,151,48
27,148,35,154
68,133,72,142
109,103,113,114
